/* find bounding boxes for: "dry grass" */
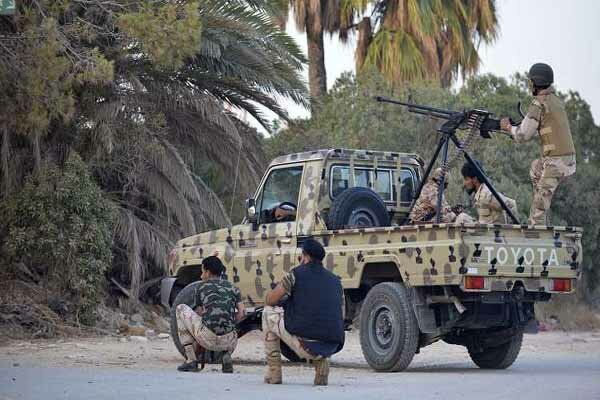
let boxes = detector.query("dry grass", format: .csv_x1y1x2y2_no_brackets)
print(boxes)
536,296,600,331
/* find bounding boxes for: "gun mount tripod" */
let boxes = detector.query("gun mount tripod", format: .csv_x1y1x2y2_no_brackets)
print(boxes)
375,96,520,225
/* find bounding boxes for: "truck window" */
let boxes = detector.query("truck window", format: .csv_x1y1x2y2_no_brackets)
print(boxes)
257,166,303,223
331,167,370,197
373,170,392,201
392,170,416,206
331,166,416,205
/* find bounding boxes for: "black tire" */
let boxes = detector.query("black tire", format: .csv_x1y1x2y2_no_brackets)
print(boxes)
169,281,224,363
359,282,419,372
467,332,523,369
281,341,305,363
327,187,390,230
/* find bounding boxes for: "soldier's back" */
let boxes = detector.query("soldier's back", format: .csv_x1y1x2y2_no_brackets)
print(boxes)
196,279,241,335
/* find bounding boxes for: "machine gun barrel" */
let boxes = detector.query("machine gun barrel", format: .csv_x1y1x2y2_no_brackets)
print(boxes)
375,96,457,119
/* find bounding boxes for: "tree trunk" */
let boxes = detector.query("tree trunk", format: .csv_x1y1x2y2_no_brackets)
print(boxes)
355,17,372,73
33,133,41,174
1,126,10,197
306,3,327,111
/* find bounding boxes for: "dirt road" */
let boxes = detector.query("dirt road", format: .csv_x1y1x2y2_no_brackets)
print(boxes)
1,330,600,399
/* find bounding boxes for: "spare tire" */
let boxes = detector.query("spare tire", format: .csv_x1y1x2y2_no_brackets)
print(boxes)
327,187,390,230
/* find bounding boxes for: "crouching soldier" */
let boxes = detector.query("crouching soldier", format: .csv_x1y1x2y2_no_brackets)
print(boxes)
175,256,245,373
262,239,344,386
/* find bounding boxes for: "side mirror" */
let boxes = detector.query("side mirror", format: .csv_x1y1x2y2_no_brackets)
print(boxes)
245,198,257,224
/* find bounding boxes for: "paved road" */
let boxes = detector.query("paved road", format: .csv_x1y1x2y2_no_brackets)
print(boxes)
2,353,600,400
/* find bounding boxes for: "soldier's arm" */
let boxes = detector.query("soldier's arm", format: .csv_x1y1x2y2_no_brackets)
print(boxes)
484,188,505,211
510,100,542,143
235,287,245,321
485,188,518,216
265,272,294,306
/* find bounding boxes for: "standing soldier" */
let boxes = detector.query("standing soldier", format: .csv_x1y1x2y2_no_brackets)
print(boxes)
500,63,576,225
460,161,519,224
262,239,344,386
175,256,245,373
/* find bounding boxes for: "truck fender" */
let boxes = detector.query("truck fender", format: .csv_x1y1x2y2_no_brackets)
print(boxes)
360,254,404,281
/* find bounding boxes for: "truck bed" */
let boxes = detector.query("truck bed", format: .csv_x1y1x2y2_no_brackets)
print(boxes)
317,223,582,293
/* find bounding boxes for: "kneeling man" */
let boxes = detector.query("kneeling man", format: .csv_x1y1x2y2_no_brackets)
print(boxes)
263,239,345,386
175,256,244,373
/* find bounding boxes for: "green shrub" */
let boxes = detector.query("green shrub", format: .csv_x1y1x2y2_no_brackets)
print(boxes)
2,153,114,325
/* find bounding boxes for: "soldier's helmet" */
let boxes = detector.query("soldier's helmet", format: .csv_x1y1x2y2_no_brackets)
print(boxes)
431,168,448,183
528,63,554,87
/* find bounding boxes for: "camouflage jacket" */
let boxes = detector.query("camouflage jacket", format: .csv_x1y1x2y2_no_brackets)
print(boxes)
194,278,241,335
409,181,456,223
474,184,518,224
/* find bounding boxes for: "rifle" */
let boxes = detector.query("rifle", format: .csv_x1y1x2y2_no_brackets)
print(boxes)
374,96,520,225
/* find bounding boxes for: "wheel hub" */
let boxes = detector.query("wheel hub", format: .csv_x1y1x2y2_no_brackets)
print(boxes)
373,307,394,348
349,208,378,228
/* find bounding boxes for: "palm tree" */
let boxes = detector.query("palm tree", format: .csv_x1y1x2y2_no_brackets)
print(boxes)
0,0,308,300
355,0,498,86
286,0,367,107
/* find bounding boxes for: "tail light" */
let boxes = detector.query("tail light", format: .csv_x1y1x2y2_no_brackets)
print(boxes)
552,278,572,292
465,276,485,290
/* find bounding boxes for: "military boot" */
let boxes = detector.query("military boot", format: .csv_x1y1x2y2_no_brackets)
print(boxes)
222,352,233,374
264,337,282,384
313,358,329,386
177,344,200,372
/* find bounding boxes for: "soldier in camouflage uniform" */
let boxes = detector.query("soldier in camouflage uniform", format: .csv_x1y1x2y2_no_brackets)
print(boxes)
501,63,576,225
410,168,464,223
175,256,244,373
461,161,519,224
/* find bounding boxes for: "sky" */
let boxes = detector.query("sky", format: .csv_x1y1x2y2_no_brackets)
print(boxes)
271,0,600,126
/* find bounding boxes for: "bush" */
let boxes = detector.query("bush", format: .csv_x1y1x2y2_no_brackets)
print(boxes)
1,153,114,325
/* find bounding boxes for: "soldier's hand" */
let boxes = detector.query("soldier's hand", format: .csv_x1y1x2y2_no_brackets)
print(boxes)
500,117,512,132
452,204,465,214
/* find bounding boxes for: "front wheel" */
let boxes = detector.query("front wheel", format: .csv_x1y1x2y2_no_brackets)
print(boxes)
467,332,523,369
359,282,419,372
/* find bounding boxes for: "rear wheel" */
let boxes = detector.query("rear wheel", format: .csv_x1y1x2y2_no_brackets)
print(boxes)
467,332,523,369
359,282,419,372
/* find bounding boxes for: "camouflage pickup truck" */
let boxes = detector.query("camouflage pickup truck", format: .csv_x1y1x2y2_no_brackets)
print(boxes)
161,148,583,371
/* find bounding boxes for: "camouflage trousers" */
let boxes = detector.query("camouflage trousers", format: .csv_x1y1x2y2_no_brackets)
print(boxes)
176,304,237,361
529,155,576,225
262,306,321,361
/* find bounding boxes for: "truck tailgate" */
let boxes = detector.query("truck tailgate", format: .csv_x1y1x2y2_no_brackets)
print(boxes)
459,225,582,293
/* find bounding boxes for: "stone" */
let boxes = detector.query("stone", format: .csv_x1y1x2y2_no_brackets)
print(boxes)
157,333,170,340
130,336,148,343
130,313,144,324
145,329,157,338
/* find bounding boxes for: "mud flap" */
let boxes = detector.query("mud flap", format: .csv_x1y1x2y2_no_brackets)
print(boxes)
523,319,539,334
410,287,438,334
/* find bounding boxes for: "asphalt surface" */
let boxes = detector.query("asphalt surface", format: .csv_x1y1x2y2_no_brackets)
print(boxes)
2,352,600,400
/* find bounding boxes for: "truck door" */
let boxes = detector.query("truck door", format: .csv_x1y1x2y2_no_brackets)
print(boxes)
234,164,304,307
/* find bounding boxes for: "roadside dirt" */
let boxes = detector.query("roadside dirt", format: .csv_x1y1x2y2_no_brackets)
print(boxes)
1,330,600,374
